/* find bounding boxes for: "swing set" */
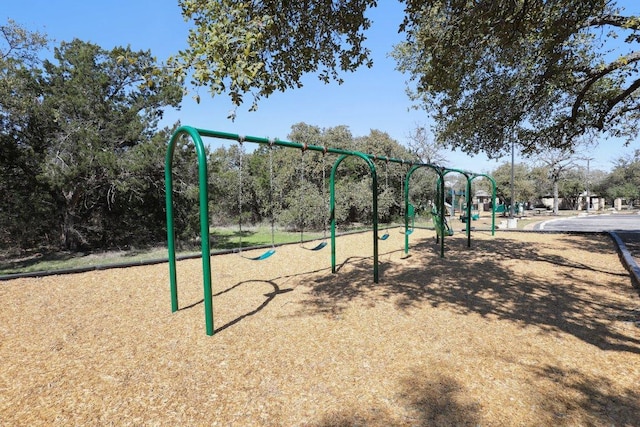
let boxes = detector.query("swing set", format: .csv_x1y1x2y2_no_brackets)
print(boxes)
165,126,496,335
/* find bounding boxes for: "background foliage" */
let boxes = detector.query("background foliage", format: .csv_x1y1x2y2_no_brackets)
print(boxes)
3,15,640,256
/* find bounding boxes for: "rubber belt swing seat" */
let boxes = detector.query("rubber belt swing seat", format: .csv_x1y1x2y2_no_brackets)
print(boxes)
304,241,327,251
242,248,276,261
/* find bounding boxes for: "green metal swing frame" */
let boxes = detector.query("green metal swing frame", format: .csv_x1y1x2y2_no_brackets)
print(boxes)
165,126,494,335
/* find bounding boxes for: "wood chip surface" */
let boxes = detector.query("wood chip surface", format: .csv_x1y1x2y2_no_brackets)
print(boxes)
1,229,639,426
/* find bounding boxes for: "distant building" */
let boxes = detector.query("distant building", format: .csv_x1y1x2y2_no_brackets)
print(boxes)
541,193,604,211
474,190,492,212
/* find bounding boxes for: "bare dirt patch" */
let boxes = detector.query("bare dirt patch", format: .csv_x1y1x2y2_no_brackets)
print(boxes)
1,229,639,426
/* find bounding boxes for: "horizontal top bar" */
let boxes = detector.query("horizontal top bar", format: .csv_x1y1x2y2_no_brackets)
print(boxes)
189,126,481,176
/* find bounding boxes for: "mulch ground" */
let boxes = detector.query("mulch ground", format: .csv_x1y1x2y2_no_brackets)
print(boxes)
1,229,639,426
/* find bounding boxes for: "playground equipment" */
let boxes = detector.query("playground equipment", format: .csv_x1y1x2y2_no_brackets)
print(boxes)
405,203,415,235
166,127,382,335
165,126,493,335
494,204,508,215
378,159,391,241
303,240,328,251
398,165,415,236
403,163,447,257
299,146,328,251
432,205,454,240
459,206,480,223
237,139,276,260
492,202,524,217
435,169,497,249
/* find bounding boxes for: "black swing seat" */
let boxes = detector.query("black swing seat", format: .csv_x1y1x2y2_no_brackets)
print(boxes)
242,248,276,261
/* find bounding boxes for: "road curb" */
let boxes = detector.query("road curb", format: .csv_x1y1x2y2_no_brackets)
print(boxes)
610,231,640,290
536,215,578,230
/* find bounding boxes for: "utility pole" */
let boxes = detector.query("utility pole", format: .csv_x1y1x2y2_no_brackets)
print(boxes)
585,157,593,213
510,139,515,218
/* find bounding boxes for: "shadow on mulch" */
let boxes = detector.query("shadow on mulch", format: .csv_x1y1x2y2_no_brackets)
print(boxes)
301,236,640,356
314,364,640,427
296,235,640,426
530,364,640,425
178,278,295,334
315,371,482,426
166,233,640,426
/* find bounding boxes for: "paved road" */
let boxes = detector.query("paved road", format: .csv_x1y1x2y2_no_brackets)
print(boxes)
534,214,640,232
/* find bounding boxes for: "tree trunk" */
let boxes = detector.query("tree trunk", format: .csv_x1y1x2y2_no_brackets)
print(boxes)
60,189,82,251
553,180,559,214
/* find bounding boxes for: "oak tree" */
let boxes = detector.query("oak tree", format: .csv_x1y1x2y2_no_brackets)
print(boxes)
172,1,640,156
393,0,640,156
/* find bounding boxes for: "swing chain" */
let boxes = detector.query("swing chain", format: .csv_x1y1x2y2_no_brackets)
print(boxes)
269,142,275,248
322,147,328,240
237,139,244,253
299,146,306,243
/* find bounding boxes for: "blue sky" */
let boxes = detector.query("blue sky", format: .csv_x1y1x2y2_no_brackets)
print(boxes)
4,0,639,172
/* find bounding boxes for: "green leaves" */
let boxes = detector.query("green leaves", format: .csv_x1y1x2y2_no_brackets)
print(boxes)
0,19,49,66
1,24,187,250
393,0,640,157
596,150,640,203
170,0,376,113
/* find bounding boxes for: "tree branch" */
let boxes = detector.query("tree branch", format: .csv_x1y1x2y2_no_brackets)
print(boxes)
571,50,640,121
584,14,640,30
597,77,640,129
